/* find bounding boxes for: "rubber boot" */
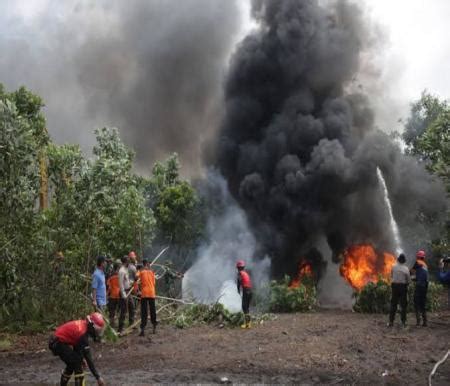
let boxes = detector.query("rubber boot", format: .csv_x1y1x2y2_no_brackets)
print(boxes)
74,372,85,386
422,312,427,327
60,371,71,386
415,312,421,327
139,328,145,337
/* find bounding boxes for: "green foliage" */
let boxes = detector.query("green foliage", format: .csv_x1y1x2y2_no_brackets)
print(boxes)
173,303,244,329
353,279,391,313
269,276,317,313
1,86,48,146
170,302,275,329
354,279,444,313
415,110,450,190
144,153,205,269
45,127,156,259
0,85,202,332
402,91,449,258
403,91,448,153
0,92,46,331
155,182,199,243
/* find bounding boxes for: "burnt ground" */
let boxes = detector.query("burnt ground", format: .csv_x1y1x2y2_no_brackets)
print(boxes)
0,310,449,385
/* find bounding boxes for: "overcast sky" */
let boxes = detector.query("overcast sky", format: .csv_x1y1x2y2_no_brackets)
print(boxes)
363,0,450,107
1,0,449,167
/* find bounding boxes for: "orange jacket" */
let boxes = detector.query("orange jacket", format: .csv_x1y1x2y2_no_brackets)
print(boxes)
107,274,120,299
55,320,87,346
137,268,156,298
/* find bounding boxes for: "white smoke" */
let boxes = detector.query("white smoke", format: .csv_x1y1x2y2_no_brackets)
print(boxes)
316,235,354,309
182,170,271,311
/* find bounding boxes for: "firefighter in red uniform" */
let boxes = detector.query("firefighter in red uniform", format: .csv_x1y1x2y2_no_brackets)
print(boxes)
48,312,106,386
236,260,252,328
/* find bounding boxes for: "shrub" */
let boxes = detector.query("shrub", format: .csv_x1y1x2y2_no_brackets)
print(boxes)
353,279,391,313
269,275,316,312
354,279,444,313
169,302,275,329
173,303,244,328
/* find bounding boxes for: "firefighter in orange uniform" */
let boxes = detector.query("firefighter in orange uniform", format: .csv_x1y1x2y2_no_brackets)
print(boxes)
137,259,157,336
107,261,121,328
236,260,253,329
48,312,106,386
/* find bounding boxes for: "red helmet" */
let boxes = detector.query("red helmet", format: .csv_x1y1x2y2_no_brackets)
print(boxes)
128,251,137,259
236,260,245,268
416,250,426,259
87,312,105,336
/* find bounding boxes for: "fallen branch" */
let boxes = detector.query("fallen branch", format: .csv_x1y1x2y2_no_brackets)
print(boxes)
119,320,141,337
156,302,177,315
156,295,194,305
428,350,450,386
385,335,411,340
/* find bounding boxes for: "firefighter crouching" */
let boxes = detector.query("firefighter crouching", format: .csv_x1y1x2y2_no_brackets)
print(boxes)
48,312,106,385
236,260,253,329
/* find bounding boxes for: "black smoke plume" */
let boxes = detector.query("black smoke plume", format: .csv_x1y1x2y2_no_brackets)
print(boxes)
0,0,242,172
215,0,447,277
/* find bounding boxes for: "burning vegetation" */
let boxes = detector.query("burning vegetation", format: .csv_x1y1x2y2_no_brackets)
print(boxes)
339,244,396,291
288,244,395,294
289,261,313,288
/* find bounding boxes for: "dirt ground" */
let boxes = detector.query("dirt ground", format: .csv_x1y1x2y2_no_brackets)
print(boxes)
0,310,449,385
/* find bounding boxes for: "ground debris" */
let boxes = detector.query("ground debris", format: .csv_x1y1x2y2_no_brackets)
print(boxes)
1,311,449,384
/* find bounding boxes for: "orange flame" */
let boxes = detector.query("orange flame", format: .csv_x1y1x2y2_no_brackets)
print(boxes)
289,261,313,288
339,244,395,291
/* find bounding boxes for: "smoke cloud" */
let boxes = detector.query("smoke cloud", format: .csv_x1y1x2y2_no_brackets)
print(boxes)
0,0,243,172
183,170,270,310
215,0,447,278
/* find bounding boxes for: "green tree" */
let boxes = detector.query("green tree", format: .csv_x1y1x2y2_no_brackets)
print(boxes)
0,89,47,328
403,91,448,154
402,92,449,258
0,84,203,331
145,153,205,267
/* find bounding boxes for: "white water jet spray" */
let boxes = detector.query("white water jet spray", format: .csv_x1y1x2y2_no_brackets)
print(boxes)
376,167,402,255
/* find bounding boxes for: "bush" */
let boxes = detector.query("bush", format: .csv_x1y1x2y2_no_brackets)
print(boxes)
172,303,244,328
269,276,316,313
353,279,391,313
169,302,275,329
354,279,444,313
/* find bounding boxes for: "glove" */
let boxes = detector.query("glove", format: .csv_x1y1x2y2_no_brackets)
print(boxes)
97,377,105,385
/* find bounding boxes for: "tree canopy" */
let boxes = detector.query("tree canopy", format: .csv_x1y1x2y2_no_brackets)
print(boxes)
402,91,449,258
0,85,204,331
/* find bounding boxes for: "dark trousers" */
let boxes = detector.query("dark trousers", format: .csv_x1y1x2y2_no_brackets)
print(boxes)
242,288,252,314
389,283,408,324
414,284,428,322
118,294,135,332
140,297,157,330
49,337,83,376
108,298,119,326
